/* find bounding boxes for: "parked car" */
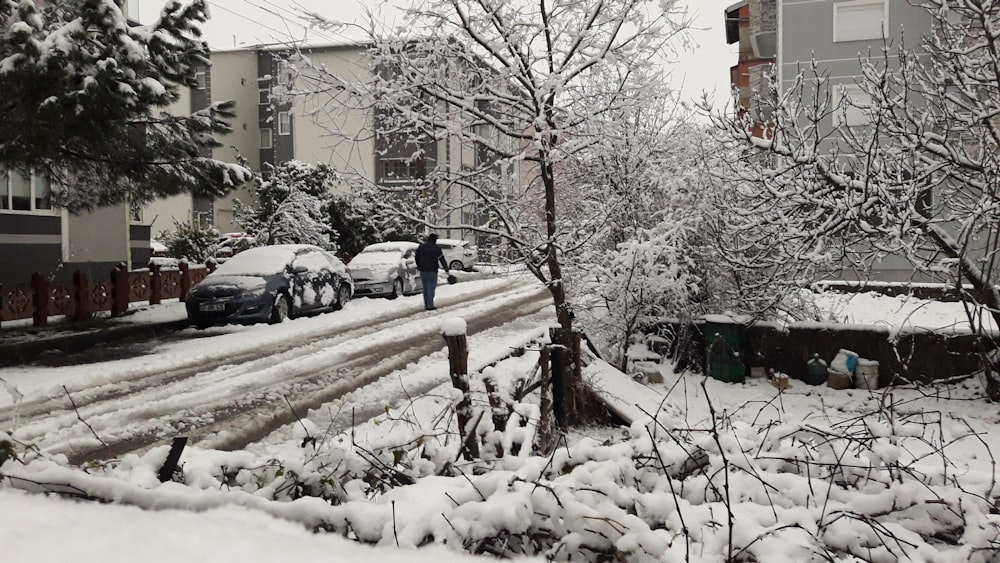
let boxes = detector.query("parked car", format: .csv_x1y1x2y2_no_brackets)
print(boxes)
347,241,421,299
186,244,352,328
437,238,476,271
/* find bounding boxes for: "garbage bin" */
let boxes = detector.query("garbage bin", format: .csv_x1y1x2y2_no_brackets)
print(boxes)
703,316,746,383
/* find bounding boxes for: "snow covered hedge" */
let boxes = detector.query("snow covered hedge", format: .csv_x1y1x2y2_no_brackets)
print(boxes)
4,357,1000,561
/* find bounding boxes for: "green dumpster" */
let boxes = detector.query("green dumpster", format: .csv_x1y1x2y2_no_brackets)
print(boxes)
703,316,746,383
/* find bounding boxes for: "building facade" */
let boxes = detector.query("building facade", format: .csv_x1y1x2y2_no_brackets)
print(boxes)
147,42,513,247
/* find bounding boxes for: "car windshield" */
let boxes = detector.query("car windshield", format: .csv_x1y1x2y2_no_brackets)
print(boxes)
350,250,402,266
211,247,294,277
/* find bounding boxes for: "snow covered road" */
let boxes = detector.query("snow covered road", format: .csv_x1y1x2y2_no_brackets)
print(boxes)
0,275,553,465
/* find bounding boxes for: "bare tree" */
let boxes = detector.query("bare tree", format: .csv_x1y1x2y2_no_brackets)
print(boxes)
366,0,689,337
712,0,1000,394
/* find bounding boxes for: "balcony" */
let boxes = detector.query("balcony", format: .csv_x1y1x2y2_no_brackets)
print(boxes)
749,0,777,59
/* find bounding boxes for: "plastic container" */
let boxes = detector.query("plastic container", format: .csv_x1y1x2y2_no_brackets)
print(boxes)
703,317,746,383
827,369,853,390
830,349,859,374
805,353,828,385
855,360,880,390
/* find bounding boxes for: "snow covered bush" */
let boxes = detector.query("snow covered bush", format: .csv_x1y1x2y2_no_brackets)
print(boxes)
157,219,217,263
233,160,337,250
7,349,1000,562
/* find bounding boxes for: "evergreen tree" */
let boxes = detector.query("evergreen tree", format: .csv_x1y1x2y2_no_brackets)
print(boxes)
0,0,251,210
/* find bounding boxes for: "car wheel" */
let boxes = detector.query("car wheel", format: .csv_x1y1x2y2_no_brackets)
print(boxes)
193,320,211,330
335,284,351,310
449,260,464,271
389,278,403,299
270,293,290,324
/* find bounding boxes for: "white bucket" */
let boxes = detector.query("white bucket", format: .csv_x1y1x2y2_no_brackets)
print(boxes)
855,360,880,390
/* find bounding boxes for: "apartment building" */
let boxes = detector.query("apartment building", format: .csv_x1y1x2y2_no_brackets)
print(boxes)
147,41,510,246
724,0,934,282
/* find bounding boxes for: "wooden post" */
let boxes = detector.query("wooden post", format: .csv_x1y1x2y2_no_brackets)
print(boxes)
442,330,480,461
157,436,188,483
179,262,191,300
150,264,162,305
537,346,553,453
111,265,129,316
31,273,48,327
549,327,586,429
73,271,91,322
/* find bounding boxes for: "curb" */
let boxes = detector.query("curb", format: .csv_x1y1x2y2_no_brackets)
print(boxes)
0,319,191,368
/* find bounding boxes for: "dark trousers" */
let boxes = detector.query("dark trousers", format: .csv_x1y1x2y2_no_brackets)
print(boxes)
420,270,438,309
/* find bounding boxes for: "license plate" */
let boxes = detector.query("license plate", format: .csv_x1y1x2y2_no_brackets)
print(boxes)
200,302,225,312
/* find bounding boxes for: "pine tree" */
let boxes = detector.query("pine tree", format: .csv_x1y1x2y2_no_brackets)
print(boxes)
0,0,251,210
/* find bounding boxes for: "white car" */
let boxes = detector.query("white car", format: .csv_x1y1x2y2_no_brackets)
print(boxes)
348,241,422,299
437,238,476,271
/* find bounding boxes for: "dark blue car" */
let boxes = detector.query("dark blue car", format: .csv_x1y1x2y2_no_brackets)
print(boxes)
186,244,352,328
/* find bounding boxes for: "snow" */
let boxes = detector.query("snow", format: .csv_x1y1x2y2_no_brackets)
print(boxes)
810,289,999,333
4,276,1000,561
0,488,524,563
440,317,467,336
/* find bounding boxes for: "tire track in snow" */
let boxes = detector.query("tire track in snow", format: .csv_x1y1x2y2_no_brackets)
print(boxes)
4,284,551,465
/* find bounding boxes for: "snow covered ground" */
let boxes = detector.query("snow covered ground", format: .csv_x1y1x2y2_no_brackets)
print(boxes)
810,289,998,333
4,286,1000,561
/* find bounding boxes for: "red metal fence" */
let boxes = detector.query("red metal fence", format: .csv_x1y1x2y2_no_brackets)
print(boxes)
0,263,214,328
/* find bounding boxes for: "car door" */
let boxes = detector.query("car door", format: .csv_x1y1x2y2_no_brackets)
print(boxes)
288,250,327,312
320,251,350,302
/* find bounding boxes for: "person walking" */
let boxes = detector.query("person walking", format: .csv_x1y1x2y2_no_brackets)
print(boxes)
415,233,449,310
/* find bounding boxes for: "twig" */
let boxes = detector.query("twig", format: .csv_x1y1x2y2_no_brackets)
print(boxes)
62,385,107,447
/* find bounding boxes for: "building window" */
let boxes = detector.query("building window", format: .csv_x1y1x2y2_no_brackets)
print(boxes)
194,70,207,90
0,168,53,213
260,128,273,149
277,112,291,135
380,158,427,182
276,60,290,85
259,88,270,105
833,1,886,43
833,84,872,127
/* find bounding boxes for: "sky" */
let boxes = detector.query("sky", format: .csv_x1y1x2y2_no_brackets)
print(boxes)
126,0,738,107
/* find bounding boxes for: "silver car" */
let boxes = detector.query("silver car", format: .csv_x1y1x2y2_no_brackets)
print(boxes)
348,241,422,299
437,238,476,271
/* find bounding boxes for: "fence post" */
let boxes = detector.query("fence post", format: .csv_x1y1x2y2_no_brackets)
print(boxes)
442,320,480,461
150,264,162,305
111,265,129,317
179,262,191,301
31,273,48,327
73,271,91,322
537,346,553,452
